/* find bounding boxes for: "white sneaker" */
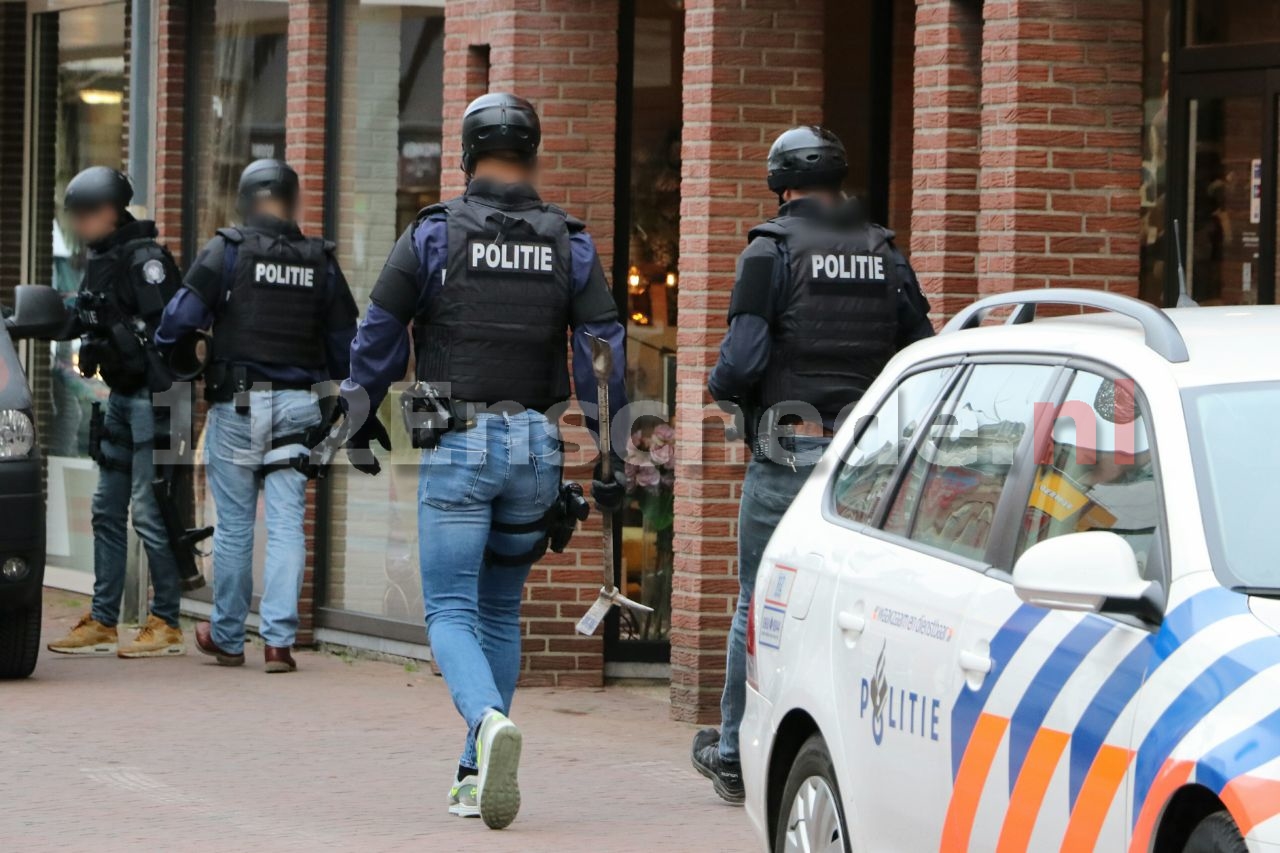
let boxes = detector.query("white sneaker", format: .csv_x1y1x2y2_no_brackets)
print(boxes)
476,710,522,830
448,773,480,818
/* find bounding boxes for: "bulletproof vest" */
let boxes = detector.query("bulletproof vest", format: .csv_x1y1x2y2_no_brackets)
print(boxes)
78,220,179,392
213,225,328,369
754,214,901,420
414,190,574,411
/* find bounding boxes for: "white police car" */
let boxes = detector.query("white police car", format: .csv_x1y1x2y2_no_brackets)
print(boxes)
742,290,1280,852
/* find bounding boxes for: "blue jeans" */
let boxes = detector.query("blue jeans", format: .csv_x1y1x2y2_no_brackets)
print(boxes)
419,411,562,769
720,437,829,763
204,389,321,653
91,389,182,628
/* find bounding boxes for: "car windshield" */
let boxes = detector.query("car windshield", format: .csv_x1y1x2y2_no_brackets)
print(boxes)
1184,381,1280,591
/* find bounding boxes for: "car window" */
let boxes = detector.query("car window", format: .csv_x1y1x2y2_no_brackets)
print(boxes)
883,364,1056,562
831,367,954,525
1015,370,1160,575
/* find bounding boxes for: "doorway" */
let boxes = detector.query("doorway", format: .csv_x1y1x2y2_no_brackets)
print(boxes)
1165,0,1280,307
1170,70,1280,306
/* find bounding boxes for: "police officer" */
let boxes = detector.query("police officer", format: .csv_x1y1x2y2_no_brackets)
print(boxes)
46,167,189,659
691,127,935,802
155,159,359,673
342,93,627,830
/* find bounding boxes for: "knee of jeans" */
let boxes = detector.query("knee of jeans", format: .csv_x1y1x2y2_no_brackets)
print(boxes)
425,603,479,633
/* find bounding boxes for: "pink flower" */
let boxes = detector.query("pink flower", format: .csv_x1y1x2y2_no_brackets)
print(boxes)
653,423,676,444
650,442,674,467
635,465,661,489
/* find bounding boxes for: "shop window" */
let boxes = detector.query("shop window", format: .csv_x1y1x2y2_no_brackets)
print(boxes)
186,0,289,256
324,2,445,627
616,0,684,648
183,0,289,592
1187,0,1280,47
1139,0,1170,306
31,3,127,575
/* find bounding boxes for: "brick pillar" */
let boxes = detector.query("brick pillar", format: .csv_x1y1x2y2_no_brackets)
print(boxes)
978,0,1143,297
0,2,25,300
285,0,330,646
154,0,186,260
888,0,917,242
670,0,823,724
909,0,983,320
443,0,619,687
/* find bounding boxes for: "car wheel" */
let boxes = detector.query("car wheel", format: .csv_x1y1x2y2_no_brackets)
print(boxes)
0,602,41,679
774,734,850,853
1183,811,1248,853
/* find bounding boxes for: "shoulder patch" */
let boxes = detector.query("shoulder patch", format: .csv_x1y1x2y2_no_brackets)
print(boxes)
564,214,586,234
141,258,168,285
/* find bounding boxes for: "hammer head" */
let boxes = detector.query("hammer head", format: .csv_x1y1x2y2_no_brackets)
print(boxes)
575,585,656,636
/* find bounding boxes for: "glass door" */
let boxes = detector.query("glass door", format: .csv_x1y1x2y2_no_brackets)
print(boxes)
1172,70,1280,306
27,3,127,580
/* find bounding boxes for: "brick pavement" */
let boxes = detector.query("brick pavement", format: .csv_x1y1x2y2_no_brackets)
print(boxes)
2,593,754,853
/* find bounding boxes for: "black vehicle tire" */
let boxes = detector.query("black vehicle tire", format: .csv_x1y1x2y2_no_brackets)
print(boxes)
0,602,41,679
1183,811,1248,853
773,734,850,853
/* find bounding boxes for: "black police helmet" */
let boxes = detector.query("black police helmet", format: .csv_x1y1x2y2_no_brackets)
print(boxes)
237,159,299,217
461,93,541,174
64,166,133,213
766,126,849,194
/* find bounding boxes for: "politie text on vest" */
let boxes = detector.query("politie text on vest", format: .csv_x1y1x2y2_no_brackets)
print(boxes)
468,240,556,274
255,262,316,288
809,252,886,282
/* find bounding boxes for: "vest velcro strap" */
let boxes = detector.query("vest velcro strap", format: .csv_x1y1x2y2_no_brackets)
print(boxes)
729,255,777,321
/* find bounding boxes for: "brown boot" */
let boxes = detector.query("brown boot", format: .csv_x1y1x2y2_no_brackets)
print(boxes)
47,613,118,655
264,645,297,674
194,621,245,667
118,614,185,658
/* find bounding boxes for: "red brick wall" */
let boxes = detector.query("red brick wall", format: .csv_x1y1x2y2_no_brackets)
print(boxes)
909,0,984,320
154,0,186,260
285,0,332,647
978,0,1143,298
443,0,620,688
888,0,917,244
670,0,824,724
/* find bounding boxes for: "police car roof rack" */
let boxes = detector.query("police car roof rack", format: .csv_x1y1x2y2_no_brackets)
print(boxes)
942,288,1191,364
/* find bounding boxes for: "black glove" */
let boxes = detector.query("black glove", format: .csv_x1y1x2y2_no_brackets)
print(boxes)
592,470,628,514
345,413,391,476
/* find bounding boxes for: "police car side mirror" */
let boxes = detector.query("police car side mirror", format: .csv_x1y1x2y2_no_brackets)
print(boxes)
6,285,68,341
1013,532,1165,626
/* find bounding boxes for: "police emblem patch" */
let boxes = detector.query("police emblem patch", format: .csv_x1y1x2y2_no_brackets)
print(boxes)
142,259,167,285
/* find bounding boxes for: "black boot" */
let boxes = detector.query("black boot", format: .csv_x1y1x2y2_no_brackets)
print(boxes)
691,728,744,805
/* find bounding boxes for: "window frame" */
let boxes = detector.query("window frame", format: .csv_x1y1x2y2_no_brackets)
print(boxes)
823,357,964,531
822,352,1173,598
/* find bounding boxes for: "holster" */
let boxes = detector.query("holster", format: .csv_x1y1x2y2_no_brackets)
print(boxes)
401,383,454,449
485,481,590,568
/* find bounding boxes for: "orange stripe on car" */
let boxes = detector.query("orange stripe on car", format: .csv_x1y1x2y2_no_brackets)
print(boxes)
1128,759,1195,853
941,713,1009,852
996,728,1071,853
1059,744,1133,853
1220,774,1280,837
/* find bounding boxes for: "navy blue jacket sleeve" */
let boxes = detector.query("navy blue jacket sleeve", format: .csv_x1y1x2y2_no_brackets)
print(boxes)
342,218,446,414
567,229,628,429
892,247,935,349
707,238,783,402
324,259,358,381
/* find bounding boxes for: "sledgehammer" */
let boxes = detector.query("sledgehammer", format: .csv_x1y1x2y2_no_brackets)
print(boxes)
576,335,653,636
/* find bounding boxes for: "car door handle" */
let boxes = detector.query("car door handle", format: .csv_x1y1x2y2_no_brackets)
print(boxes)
959,649,992,675
837,611,866,635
